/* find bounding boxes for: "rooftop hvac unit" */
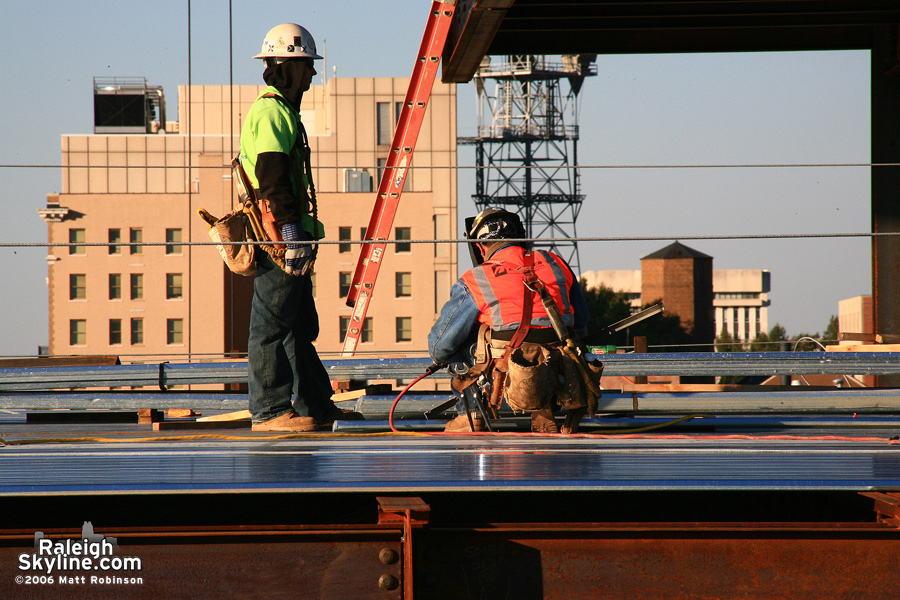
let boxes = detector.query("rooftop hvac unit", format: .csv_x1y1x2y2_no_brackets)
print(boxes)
93,77,166,134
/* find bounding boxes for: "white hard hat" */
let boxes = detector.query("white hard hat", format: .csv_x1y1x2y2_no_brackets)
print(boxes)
253,23,323,60
467,207,526,241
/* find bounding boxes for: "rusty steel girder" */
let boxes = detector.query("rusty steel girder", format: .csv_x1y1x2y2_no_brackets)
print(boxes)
1,496,899,599
413,522,900,599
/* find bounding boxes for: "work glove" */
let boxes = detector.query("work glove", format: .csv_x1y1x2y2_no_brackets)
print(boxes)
280,222,313,276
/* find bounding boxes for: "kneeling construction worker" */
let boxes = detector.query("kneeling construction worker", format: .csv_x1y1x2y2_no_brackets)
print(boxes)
428,208,597,433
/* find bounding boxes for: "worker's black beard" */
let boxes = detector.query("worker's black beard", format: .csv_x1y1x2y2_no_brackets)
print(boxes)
262,61,308,109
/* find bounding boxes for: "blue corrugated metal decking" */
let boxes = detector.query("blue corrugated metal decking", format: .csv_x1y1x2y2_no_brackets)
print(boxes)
1,355,899,497
2,429,899,496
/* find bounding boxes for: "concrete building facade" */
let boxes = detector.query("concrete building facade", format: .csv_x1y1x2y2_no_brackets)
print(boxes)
838,295,873,341
582,257,771,343
40,78,457,362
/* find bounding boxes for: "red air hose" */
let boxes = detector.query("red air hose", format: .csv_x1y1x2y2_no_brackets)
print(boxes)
388,363,445,433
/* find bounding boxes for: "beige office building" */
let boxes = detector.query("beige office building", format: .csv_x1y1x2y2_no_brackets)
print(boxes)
40,77,457,362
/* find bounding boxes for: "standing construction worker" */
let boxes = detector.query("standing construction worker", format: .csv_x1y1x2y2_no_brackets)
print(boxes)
428,208,595,434
241,23,360,431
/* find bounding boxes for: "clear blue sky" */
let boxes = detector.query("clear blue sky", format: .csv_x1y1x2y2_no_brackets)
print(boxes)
0,0,871,356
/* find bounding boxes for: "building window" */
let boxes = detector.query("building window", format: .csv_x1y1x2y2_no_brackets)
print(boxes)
130,318,144,345
345,169,373,193
339,227,352,253
340,317,371,343
166,273,183,299
109,274,122,300
69,228,85,255
69,319,87,345
395,272,411,297
377,102,392,145
108,229,121,255
339,272,352,298
359,228,369,256
167,319,184,345
69,274,87,300
130,228,142,255
109,319,122,345
377,158,387,186
339,316,350,342
130,273,143,300
395,317,412,343
395,227,411,253
166,228,183,254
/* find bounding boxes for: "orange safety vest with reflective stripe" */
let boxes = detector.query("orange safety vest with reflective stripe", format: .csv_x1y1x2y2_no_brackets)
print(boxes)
461,245,575,331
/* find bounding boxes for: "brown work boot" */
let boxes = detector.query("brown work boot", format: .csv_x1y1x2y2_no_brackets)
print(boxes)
530,408,559,434
252,411,317,432
560,406,588,434
316,406,365,430
444,414,485,432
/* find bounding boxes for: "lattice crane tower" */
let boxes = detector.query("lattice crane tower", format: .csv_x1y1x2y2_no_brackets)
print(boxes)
464,54,596,273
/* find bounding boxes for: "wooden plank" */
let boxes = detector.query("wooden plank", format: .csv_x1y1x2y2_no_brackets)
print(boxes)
0,355,120,368
827,344,900,352
619,384,837,393
138,408,164,424
195,409,251,422
26,410,138,423
153,420,251,431
167,409,200,418
331,389,367,402
839,332,900,344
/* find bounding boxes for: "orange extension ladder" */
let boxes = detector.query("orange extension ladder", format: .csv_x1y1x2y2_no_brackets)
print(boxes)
341,0,457,357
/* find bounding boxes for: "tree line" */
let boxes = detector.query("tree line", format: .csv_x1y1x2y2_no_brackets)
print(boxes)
579,281,838,352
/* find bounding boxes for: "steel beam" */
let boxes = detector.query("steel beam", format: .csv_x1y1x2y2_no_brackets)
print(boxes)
414,522,900,599
1,353,899,392
1,520,898,599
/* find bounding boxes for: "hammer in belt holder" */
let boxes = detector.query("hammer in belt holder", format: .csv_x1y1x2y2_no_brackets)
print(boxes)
230,157,285,268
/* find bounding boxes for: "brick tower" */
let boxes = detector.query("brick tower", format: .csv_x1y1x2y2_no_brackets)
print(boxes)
640,242,715,347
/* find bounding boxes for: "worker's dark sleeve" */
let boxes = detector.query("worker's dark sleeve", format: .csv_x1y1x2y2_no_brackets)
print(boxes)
428,280,481,365
569,272,589,337
255,151,304,228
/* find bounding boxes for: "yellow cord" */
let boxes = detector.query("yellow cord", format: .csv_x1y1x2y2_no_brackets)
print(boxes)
0,415,714,446
581,414,712,434
0,431,431,446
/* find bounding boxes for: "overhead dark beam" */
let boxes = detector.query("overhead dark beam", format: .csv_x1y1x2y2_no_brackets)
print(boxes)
442,0,516,83
442,1,900,80
487,25,875,55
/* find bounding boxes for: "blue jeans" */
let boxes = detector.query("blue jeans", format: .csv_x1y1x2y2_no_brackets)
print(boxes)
248,253,334,423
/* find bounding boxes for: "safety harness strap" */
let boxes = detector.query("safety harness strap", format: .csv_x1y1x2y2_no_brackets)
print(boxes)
489,251,538,411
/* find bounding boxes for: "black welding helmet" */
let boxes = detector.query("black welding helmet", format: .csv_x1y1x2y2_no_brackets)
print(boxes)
465,207,527,266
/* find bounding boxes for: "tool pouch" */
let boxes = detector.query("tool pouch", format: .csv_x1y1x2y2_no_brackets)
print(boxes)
554,351,588,409
505,344,554,411
587,355,604,386
208,208,257,276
